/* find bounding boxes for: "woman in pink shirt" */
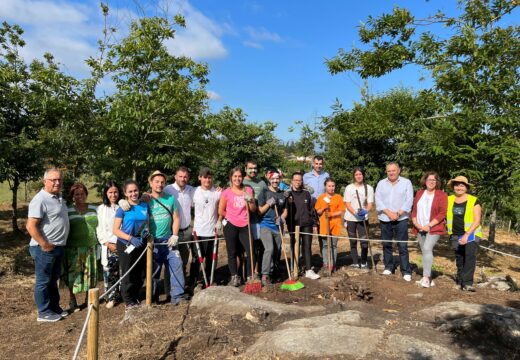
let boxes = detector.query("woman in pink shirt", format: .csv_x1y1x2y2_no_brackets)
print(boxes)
219,167,257,287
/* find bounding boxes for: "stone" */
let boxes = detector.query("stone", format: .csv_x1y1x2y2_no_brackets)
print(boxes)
387,334,459,360
276,310,362,330
245,324,383,358
190,286,325,317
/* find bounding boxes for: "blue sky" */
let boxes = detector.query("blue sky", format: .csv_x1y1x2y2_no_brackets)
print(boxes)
1,0,472,140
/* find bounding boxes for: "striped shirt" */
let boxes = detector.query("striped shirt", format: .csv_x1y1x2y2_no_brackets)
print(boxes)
67,204,98,247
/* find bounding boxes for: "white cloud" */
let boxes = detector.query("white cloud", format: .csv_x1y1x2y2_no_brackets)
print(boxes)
206,90,222,101
163,0,228,59
243,41,262,49
0,0,88,25
244,26,282,43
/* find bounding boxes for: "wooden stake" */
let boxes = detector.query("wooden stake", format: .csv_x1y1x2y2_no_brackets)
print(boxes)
87,288,99,360
146,236,153,306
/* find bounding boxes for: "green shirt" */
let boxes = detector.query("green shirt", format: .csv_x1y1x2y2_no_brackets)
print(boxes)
149,193,177,239
67,205,98,247
243,177,267,224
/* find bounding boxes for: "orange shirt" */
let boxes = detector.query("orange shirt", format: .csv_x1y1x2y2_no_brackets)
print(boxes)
315,193,345,236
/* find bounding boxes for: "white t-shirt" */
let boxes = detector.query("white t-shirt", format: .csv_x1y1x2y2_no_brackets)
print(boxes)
193,186,221,237
164,183,194,229
417,191,434,227
343,183,374,222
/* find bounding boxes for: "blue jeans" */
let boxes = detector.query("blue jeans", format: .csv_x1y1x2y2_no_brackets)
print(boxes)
29,245,64,315
380,220,411,275
152,238,185,302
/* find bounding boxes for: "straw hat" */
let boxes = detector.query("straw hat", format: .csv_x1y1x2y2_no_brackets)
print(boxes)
148,170,167,183
447,175,472,189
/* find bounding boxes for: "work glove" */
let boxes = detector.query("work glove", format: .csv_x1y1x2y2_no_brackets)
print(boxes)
129,236,144,248
118,199,131,211
167,234,179,248
323,196,331,205
275,216,285,226
244,192,253,203
266,197,276,207
356,209,368,218
215,220,223,233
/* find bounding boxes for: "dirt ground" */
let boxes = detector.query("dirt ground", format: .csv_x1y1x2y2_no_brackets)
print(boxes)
1,204,519,359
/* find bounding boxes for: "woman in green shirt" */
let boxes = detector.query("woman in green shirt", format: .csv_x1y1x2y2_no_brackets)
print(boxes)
63,183,99,311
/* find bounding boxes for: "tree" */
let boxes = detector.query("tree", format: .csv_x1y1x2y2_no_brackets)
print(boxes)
89,15,210,187
205,106,285,185
326,0,520,239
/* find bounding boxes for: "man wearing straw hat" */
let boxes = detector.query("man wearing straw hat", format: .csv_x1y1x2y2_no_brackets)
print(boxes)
375,162,414,281
147,170,188,304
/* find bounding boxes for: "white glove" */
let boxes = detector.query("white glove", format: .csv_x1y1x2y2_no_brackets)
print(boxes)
215,220,223,233
118,199,131,211
167,234,179,248
323,196,331,204
244,192,253,203
266,197,276,207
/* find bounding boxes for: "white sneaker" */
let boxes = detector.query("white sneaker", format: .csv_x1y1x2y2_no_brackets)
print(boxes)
305,269,320,280
430,280,435,287
418,277,430,288
106,300,115,309
382,269,392,275
403,274,412,282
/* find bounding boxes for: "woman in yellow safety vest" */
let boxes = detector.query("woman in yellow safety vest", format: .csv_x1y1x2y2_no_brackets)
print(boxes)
446,176,482,292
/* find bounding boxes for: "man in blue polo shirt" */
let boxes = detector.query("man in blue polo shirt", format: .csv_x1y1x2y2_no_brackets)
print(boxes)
303,155,329,199
26,168,70,322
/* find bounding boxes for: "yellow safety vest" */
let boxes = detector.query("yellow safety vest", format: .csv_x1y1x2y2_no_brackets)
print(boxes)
446,194,483,237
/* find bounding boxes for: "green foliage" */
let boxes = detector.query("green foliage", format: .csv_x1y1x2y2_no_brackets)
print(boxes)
204,106,285,185
90,16,210,187
326,0,520,224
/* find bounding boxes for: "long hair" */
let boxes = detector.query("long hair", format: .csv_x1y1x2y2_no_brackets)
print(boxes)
102,180,122,206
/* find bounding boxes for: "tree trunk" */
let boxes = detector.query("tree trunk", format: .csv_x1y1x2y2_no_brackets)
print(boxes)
11,175,20,233
488,208,496,244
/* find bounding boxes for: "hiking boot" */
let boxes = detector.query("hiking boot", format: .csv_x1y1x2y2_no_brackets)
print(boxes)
305,269,320,280
261,275,271,286
382,269,392,275
228,275,241,287
37,312,62,322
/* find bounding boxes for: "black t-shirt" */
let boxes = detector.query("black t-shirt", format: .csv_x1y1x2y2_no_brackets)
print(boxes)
452,199,480,235
286,189,316,229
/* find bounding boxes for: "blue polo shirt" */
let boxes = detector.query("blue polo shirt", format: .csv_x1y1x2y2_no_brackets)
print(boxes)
303,170,330,199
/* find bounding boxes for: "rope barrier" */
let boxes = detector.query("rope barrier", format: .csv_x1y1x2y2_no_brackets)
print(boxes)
71,303,94,360
479,244,520,260
292,231,418,243
154,237,225,246
99,246,148,300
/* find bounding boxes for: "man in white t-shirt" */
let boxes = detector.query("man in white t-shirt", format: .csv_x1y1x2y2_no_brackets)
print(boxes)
190,167,222,285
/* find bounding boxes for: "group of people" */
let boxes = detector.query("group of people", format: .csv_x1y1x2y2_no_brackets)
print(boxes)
26,156,482,323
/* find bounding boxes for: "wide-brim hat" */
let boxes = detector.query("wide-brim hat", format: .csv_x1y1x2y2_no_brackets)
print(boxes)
447,175,472,189
148,170,167,183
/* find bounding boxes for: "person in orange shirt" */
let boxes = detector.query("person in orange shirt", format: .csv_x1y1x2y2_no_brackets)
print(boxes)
315,178,345,273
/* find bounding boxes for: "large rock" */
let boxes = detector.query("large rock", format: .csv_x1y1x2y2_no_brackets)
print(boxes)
387,334,459,360
418,301,520,353
245,323,383,358
190,286,325,317
276,310,362,330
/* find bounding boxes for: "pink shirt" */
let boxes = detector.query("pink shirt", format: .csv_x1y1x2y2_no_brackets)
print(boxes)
221,187,254,227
